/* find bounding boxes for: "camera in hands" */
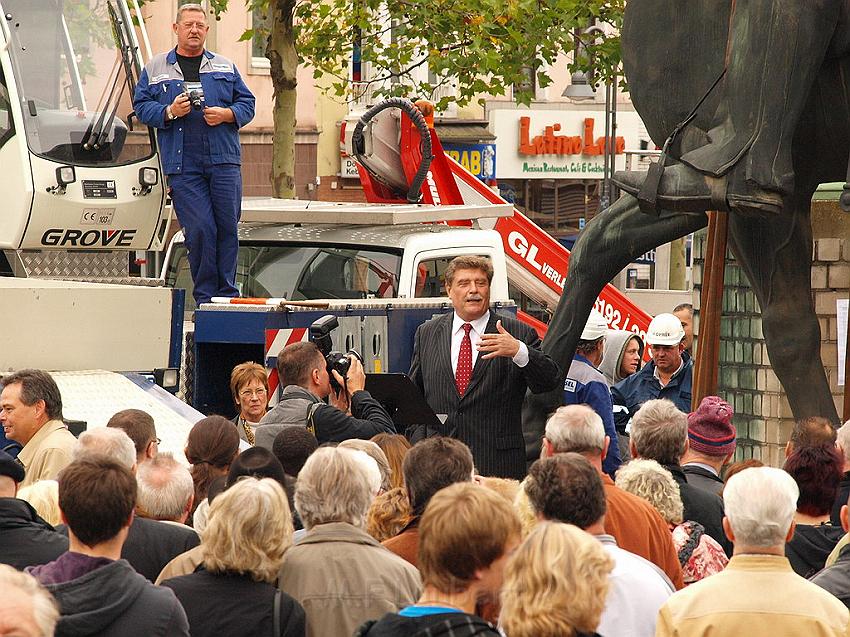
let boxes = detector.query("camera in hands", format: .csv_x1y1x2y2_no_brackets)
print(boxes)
309,315,362,390
184,82,205,111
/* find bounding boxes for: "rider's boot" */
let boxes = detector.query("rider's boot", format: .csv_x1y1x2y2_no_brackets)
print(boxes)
616,0,842,216
613,162,783,216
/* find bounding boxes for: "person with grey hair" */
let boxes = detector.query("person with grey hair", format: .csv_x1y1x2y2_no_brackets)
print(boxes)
61,425,201,582
657,467,850,636
74,427,137,471
339,438,392,493
541,404,685,589
630,399,731,556
280,446,421,636
832,420,850,526
0,563,59,637
137,453,195,525
1,369,75,487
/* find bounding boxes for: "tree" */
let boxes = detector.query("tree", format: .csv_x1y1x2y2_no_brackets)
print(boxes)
196,0,623,197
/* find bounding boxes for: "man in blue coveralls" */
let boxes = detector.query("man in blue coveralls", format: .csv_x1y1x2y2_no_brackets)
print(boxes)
563,309,621,476
133,3,255,305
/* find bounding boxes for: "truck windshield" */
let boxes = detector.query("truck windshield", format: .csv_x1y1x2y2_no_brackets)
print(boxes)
1,0,155,166
165,243,403,311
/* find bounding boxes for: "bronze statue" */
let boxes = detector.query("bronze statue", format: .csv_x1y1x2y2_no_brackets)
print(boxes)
525,0,849,455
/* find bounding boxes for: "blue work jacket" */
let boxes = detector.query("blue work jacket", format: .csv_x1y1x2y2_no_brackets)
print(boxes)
564,354,622,476
611,357,694,432
133,49,255,174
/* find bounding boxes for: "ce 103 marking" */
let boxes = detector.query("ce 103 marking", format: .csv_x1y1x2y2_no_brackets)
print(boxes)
80,209,115,225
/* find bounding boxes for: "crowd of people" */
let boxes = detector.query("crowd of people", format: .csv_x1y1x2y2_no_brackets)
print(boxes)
3,253,850,636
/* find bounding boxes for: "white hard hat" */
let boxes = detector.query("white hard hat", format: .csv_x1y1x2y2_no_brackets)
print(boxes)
580,309,608,341
646,313,685,346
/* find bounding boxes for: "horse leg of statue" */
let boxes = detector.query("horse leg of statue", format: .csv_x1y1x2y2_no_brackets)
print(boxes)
725,190,839,425
521,195,709,462
616,0,843,217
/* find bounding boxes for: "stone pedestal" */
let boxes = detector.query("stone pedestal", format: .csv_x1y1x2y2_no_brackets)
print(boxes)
692,199,850,466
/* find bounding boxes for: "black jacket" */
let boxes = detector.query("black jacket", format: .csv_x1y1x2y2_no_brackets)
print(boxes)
682,464,724,496
123,517,200,581
256,385,395,446
831,471,850,526
355,612,501,637
665,464,732,556
162,569,305,637
810,542,850,608
786,522,845,578
29,555,188,636
0,498,68,570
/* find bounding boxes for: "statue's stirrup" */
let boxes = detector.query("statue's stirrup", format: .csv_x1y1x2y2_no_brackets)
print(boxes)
637,159,665,217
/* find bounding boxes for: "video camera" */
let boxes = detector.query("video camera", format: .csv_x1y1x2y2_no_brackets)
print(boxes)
309,315,362,390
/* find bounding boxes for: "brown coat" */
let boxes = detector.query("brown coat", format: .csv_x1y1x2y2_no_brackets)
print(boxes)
382,524,419,568
602,474,685,590
279,522,421,637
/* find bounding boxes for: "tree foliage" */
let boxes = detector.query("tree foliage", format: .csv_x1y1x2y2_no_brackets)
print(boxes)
294,0,624,109
148,0,623,196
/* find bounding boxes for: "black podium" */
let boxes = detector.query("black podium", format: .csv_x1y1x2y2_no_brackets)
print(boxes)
365,373,444,441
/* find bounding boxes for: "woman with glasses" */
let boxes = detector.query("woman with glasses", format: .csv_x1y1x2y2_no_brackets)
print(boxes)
229,362,270,445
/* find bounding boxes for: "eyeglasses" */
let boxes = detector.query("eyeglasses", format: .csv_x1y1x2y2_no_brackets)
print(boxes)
179,21,207,30
239,388,267,398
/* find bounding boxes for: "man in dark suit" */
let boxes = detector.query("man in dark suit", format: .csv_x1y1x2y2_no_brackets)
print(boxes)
409,256,560,479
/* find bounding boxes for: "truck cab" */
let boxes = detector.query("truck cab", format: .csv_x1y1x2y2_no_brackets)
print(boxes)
163,221,511,310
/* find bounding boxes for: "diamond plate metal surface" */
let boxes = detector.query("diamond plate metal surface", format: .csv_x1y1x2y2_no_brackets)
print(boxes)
19,250,129,278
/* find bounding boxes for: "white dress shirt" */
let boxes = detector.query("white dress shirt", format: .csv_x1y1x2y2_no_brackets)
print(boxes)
596,534,674,637
450,311,529,373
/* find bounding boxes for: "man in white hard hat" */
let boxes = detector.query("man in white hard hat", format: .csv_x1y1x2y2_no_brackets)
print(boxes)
611,313,693,438
562,310,621,475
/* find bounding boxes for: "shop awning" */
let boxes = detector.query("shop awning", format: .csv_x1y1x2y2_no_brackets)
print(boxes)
434,121,496,144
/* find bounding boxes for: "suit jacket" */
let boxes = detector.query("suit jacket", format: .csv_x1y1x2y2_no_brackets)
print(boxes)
122,517,201,582
409,311,560,479
682,463,724,496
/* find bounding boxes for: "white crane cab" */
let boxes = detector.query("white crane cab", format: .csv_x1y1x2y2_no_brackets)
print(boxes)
0,0,168,251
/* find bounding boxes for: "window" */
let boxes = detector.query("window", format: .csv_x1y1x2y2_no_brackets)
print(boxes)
165,242,403,311
414,257,455,298
250,6,271,70
0,69,14,150
508,283,551,324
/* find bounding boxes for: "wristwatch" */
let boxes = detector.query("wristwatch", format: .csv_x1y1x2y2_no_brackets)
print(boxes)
166,106,175,121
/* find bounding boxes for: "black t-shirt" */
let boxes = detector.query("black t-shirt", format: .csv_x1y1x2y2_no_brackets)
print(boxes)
176,52,203,81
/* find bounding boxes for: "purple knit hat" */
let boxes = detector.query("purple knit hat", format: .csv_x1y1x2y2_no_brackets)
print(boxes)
687,396,736,457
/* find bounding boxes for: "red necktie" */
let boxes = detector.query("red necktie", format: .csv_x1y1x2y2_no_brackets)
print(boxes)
456,323,473,395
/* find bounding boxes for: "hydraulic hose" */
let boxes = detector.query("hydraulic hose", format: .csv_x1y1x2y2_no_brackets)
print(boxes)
350,98,433,203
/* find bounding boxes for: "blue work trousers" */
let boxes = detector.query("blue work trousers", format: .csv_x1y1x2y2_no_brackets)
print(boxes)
169,153,241,305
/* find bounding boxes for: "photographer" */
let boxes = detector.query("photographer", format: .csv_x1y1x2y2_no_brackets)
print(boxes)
133,3,255,307
254,342,395,448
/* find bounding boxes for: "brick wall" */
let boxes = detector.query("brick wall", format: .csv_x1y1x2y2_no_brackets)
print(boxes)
692,205,850,466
